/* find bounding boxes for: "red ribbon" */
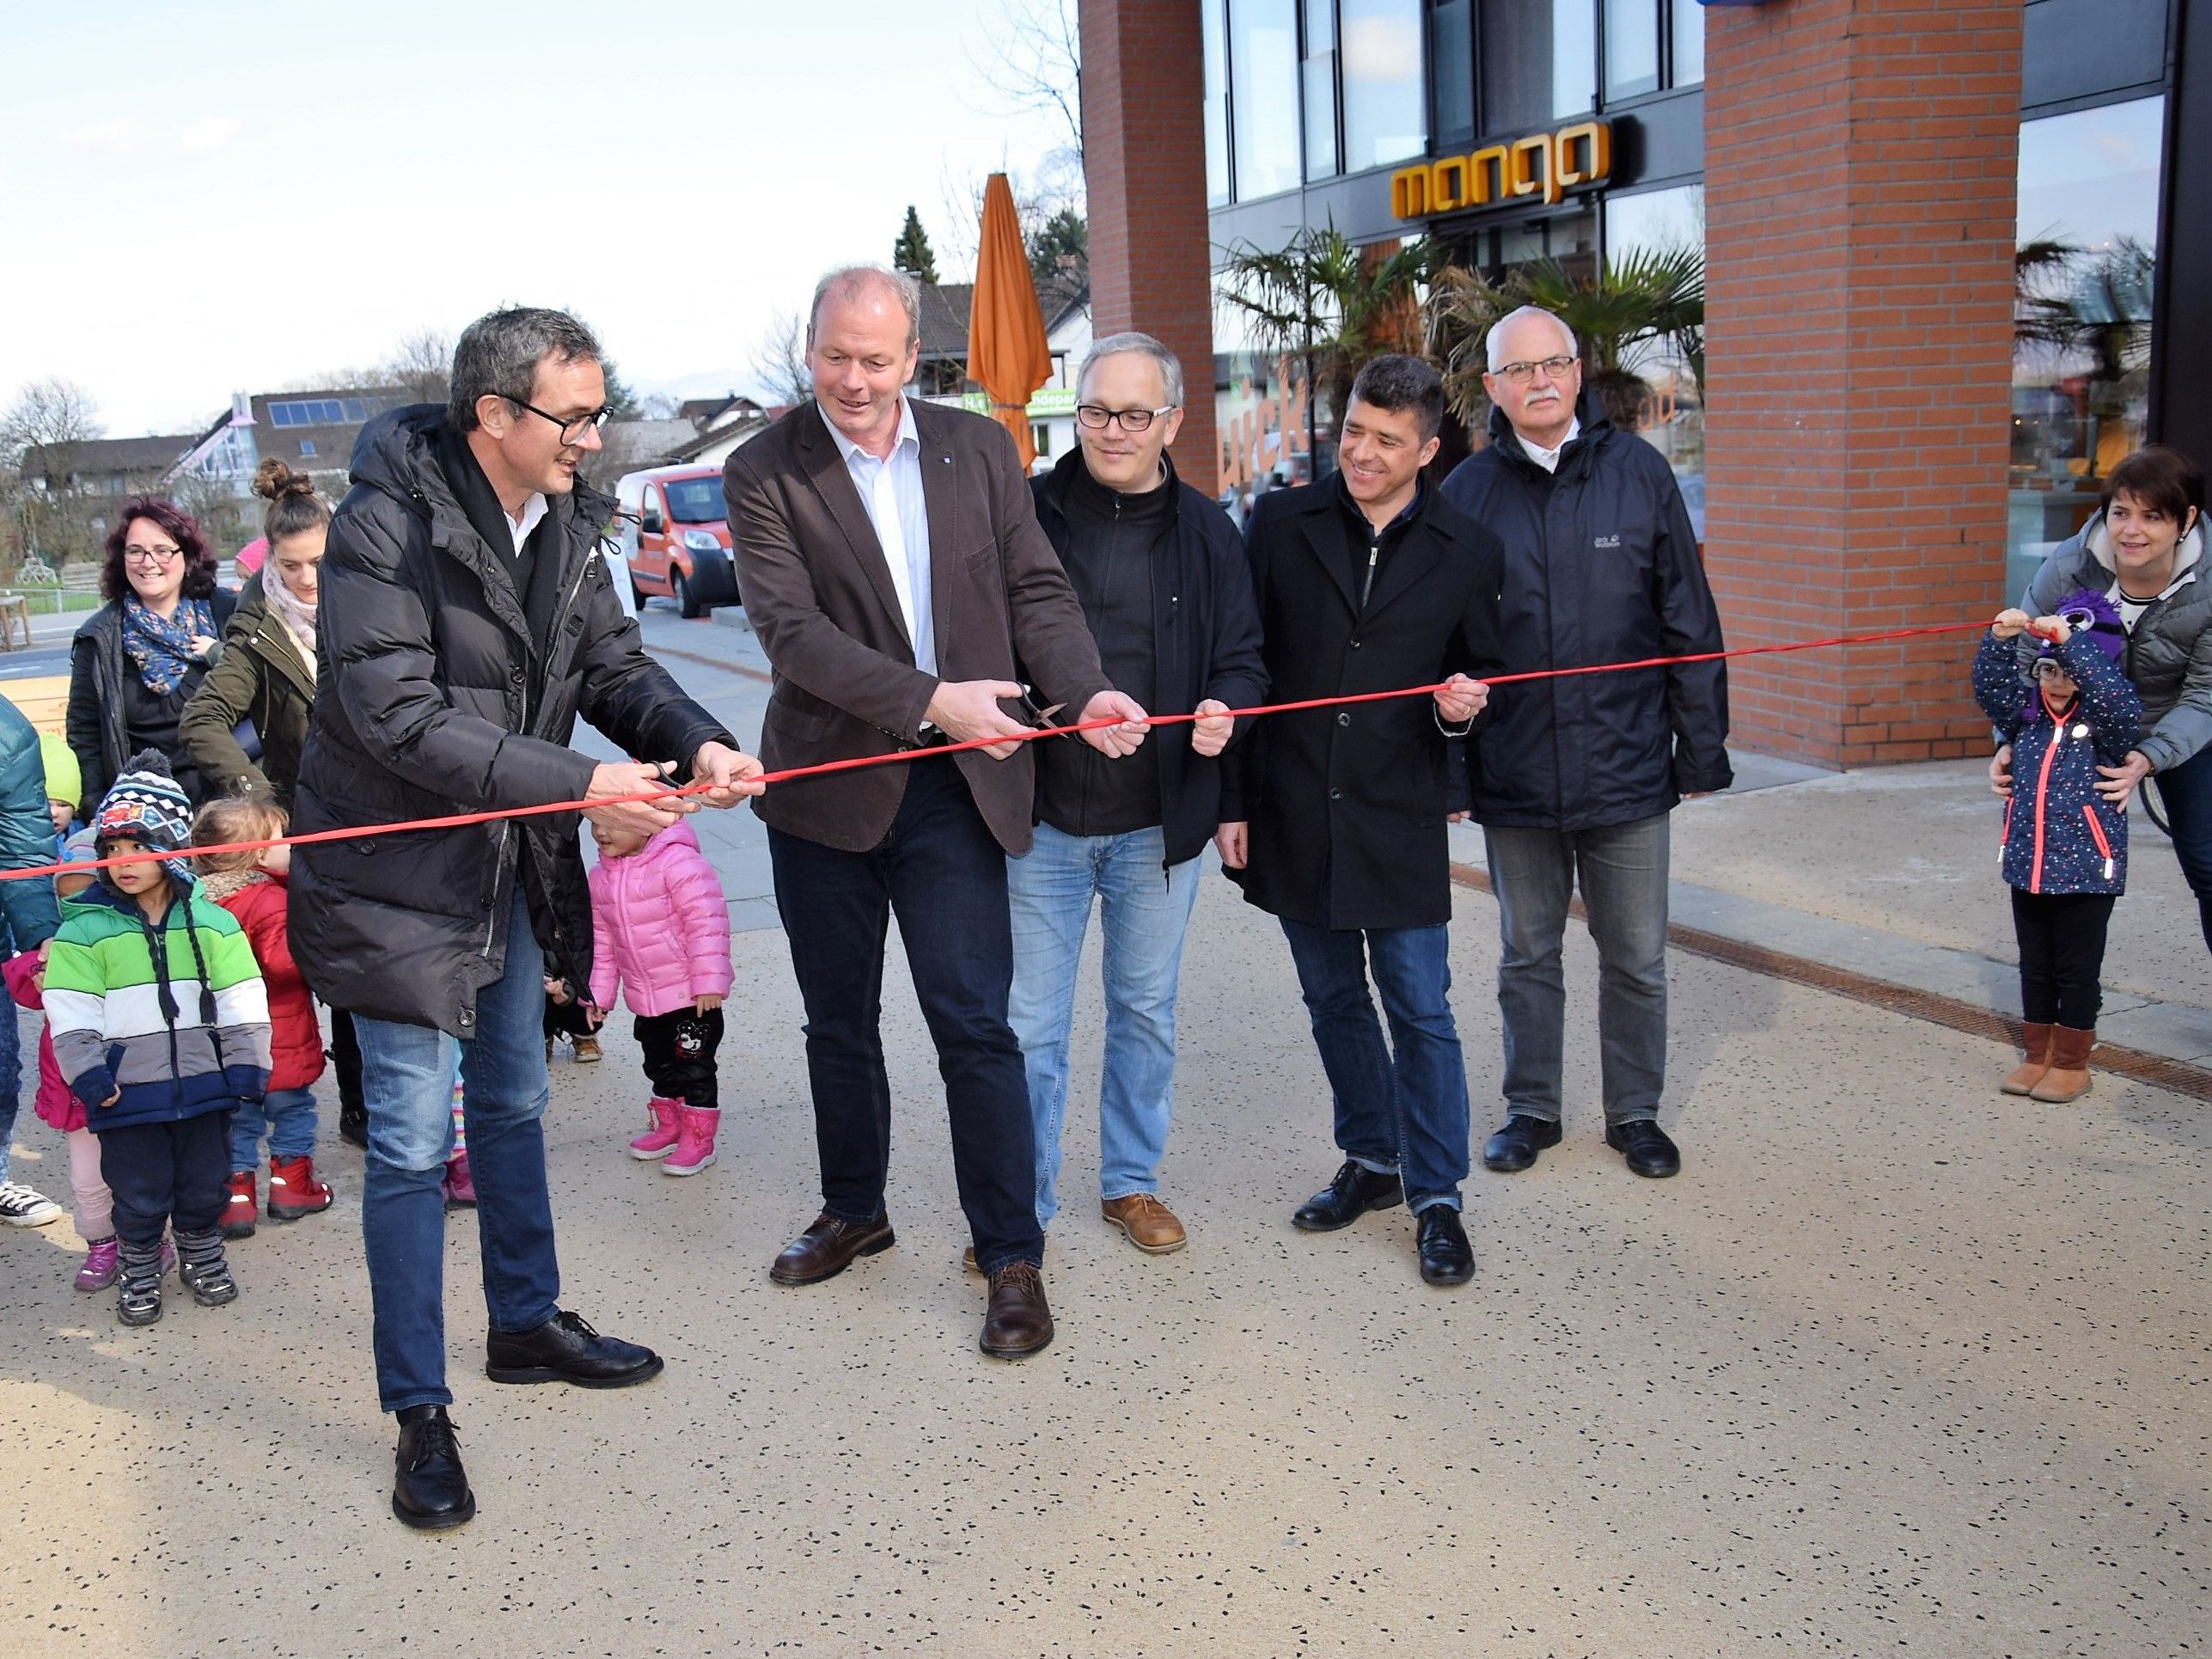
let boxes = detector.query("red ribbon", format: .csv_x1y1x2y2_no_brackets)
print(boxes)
3,615,1995,883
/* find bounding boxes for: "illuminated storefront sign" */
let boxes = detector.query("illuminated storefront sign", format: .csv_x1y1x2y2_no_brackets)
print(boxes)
1390,121,1612,218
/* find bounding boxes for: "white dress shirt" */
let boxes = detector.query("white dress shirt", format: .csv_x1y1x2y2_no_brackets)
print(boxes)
1518,416,1582,474
504,492,549,557
821,398,936,676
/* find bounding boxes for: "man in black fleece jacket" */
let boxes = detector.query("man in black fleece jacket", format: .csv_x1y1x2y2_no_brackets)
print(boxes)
1013,334,1266,1255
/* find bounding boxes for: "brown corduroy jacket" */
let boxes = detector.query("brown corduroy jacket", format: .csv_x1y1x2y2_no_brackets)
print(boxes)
724,397,1111,855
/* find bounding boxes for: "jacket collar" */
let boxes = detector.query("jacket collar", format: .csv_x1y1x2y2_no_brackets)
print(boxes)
1286,474,1449,619
1485,388,1612,481
1039,444,1184,526
233,574,314,699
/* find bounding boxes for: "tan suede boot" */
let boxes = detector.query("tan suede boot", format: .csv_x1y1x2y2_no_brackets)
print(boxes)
2030,1025,2095,1103
2001,1021,2055,1095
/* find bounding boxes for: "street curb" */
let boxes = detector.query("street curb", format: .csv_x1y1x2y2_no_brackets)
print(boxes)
1448,861,2212,1105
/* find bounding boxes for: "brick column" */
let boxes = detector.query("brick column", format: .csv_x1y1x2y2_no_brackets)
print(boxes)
1702,0,2022,766
1079,0,1219,493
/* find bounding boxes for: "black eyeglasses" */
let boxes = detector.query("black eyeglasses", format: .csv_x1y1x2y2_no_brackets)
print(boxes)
1076,404,1177,433
508,397,612,444
1493,355,1578,385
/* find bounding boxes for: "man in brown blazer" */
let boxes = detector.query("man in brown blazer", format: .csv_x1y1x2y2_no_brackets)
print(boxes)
724,265,1149,1359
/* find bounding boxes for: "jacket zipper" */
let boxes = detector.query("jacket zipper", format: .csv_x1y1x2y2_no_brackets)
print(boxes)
1360,527,1381,610
139,903,184,1111
2028,703,2063,895
484,823,511,957
2081,802,2116,883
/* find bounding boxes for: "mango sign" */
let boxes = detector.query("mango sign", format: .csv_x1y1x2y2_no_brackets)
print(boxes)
1390,121,1612,217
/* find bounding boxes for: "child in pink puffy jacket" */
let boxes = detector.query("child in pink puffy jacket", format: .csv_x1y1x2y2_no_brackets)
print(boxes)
585,817,733,1176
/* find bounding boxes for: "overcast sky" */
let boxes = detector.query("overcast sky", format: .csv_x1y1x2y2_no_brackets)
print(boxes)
0,0,1070,438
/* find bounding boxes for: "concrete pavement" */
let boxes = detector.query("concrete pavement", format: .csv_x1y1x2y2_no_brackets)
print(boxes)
2,602,2206,1656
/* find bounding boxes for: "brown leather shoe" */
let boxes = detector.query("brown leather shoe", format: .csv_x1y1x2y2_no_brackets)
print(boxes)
769,1212,895,1286
980,1262,1054,1358
1101,1193,1186,1254
2001,1021,2055,1095
2029,1025,2095,1103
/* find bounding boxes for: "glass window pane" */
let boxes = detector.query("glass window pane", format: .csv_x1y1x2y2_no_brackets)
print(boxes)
2009,95,2165,598
1204,1,1231,206
1430,0,1474,150
1230,0,1301,201
1553,0,1594,119
1604,0,1659,101
1671,0,1703,87
1304,0,1339,180
1341,0,1425,171
1605,184,1708,536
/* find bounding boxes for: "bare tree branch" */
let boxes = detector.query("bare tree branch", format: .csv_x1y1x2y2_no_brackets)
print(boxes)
967,0,1085,171
749,308,812,408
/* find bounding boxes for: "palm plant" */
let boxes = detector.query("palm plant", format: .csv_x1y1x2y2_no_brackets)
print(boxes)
1428,247,1705,435
1217,227,1444,463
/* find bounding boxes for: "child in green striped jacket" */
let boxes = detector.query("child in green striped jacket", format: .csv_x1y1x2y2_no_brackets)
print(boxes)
44,753,272,1327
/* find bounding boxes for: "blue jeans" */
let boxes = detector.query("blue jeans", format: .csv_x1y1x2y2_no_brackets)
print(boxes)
1006,824,1202,1226
767,761,1043,1274
2154,744,2212,952
356,901,559,1415
229,1086,318,1168
1484,812,1671,1125
1278,918,1470,1213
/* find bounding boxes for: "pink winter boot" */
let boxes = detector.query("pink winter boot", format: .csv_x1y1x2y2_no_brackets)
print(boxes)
663,1105,719,1177
442,1152,476,1210
628,1097,683,1161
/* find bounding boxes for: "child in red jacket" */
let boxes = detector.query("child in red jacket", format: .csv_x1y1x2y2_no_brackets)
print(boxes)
193,798,333,1236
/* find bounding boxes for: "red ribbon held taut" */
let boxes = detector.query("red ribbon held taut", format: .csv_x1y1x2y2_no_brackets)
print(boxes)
0,616,1994,883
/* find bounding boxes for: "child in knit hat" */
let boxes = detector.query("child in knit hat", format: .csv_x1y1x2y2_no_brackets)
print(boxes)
41,752,272,1325
40,732,81,844
1974,591,2143,1105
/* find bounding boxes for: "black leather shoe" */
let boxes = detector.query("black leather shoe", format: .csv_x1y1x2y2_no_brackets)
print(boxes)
339,1100,369,1149
771,1211,895,1285
485,1309,665,1387
1482,1114,1562,1172
392,1405,474,1530
1292,1160,1403,1232
1604,1119,1681,1178
1415,1206,1475,1286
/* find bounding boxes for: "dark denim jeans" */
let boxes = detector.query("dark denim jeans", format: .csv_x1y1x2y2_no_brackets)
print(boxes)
1483,811,1671,1126
2154,744,2212,952
356,901,559,1415
1278,918,1470,1213
767,761,1042,1273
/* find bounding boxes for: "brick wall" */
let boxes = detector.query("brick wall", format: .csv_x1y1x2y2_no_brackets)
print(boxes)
1703,0,2023,766
1079,0,1220,493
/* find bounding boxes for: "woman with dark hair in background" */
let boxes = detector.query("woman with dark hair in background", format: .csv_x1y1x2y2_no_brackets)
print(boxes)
181,458,326,807
1999,445,2212,951
64,495,236,819
179,460,370,1147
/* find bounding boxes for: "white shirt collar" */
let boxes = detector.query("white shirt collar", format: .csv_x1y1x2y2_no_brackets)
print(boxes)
505,492,549,557
1517,416,1580,474
820,396,918,466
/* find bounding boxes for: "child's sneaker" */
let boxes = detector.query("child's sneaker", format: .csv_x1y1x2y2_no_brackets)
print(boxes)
76,1236,119,1292
221,1170,258,1239
663,1105,720,1177
174,1229,238,1307
442,1153,476,1210
116,1240,164,1325
0,1182,62,1227
266,1154,334,1221
628,1097,683,1160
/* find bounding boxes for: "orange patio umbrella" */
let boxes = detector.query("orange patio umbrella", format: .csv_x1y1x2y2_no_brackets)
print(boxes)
967,173,1053,468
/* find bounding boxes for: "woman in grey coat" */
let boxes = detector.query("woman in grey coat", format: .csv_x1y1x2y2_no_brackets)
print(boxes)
2002,445,2209,948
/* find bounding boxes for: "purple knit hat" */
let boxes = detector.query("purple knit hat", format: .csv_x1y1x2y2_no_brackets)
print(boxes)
2038,587,2126,670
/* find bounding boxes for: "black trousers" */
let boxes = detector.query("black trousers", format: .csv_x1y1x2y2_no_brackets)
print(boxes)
98,1111,234,1247
330,1007,364,1117
544,995,597,1041
636,1007,723,1106
2012,888,2117,1029
766,760,1042,1273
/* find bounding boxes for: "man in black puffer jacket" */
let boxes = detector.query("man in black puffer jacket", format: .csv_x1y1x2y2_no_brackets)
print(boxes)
1441,304,1729,1185
291,308,763,1531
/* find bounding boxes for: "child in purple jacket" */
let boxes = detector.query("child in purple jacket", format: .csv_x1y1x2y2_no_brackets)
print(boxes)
584,817,733,1176
1973,590,2143,1105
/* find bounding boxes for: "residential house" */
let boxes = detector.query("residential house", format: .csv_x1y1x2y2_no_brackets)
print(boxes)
913,277,1092,467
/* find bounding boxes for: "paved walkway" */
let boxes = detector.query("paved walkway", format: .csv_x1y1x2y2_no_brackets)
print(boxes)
2,604,2205,1656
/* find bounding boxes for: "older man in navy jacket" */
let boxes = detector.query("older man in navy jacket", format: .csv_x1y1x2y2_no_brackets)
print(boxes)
1440,305,1730,1182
